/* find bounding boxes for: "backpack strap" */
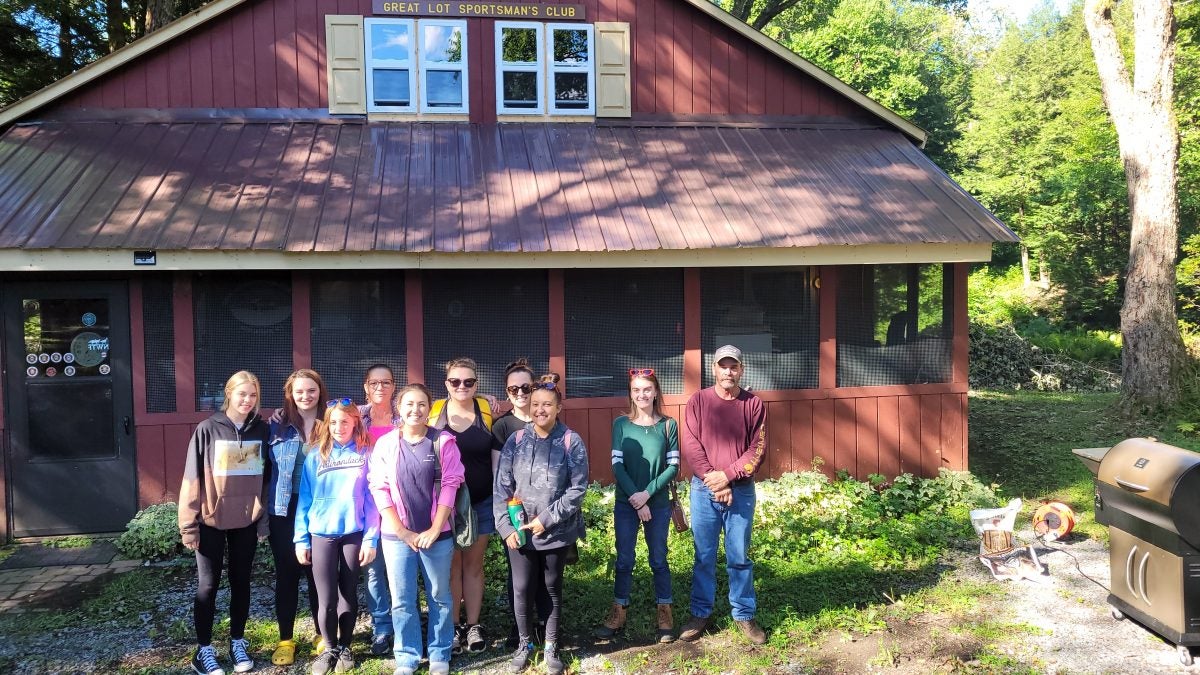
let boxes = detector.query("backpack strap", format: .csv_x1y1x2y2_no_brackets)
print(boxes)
429,428,444,481
428,399,447,427
477,397,493,430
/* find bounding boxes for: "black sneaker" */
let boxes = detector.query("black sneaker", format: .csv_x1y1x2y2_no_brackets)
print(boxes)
229,638,253,673
466,623,486,652
509,642,535,673
191,645,225,675
544,642,565,675
333,646,354,673
505,624,520,650
310,647,339,675
451,624,466,655
370,632,393,656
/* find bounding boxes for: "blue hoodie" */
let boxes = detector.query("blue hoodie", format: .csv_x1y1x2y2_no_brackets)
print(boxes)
294,440,380,549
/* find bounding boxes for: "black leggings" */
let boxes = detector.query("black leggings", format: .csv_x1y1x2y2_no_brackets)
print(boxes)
310,532,363,648
194,522,258,646
505,551,551,625
508,545,568,645
269,508,319,641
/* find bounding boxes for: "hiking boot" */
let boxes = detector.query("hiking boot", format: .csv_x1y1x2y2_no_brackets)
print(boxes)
679,614,710,642
544,642,565,675
509,641,536,673
310,647,339,675
370,632,393,656
333,646,355,673
191,645,225,675
656,604,676,643
592,602,627,639
229,638,253,673
451,624,466,655
736,618,767,645
466,623,487,652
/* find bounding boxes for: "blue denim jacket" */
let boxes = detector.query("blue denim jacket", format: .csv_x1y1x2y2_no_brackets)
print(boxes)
267,420,306,516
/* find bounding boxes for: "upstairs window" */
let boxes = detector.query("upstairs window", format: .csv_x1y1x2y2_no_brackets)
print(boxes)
365,19,415,112
365,18,468,114
495,22,594,116
420,20,468,113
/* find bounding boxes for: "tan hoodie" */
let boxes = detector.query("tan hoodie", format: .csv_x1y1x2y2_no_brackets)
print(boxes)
178,411,271,547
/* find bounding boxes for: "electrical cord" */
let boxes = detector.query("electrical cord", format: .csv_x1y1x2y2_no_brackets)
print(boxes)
1037,535,1110,593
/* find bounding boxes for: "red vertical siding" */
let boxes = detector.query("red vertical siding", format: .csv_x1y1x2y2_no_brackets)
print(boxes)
897,395,920,475
920,394,941,477
877,395,899,477
811,398,834,477
833,397,855,475
767,400,790,477
164,424,195,501
137,425,167,507
292,273,312,368
788,400,813,472
855,397,878,478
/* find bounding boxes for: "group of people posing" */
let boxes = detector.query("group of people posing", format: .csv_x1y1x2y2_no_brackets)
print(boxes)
177,344,767,675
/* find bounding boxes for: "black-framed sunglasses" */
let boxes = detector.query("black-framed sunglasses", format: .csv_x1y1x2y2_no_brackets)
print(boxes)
506,384,534,395
326,397,354,408
446,378,478,388
629,368,655,377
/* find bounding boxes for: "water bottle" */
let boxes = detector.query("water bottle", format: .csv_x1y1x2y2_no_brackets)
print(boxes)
507,497,527,547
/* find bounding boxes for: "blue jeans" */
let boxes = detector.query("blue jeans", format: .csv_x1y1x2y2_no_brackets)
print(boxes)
382,535,454,670
689,477,757,621
613,501,673,606
365,553,392,637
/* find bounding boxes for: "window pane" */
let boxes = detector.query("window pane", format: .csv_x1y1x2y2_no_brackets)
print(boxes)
193,274,292,410
426,70,463,107
422,270,548,398
142,275,176,413
501,27,538,63
311,275,406,401
836,264,952,387
553,28,589,63
553,72,589,109
372,69,411,107
503,71,539,108
371,23,412,62
701,267,819,391
423,24,463,63
565,269,684,398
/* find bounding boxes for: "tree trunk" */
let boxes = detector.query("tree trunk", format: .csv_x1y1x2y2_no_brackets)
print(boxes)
1021,245,1032,286
145,0,175,33
1084,0,1184,410
106,0,126,52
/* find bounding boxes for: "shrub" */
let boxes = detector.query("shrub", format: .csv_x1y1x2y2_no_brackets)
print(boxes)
1026,330,1121,365
115,502,183,561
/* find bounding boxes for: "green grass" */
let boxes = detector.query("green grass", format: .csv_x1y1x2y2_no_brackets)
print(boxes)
41,535,95,549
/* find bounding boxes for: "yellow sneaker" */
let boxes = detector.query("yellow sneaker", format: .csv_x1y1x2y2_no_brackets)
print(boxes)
271,639,296,666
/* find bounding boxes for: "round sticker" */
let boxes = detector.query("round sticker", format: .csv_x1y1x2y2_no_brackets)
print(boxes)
63,352,75,364
82,312,97,327
50,352,62,363
46,367,56,377
38,353,49,364
70,332,106,367
25,353,36,364
99,364,111,375
25,366,38,377
64,366,76,377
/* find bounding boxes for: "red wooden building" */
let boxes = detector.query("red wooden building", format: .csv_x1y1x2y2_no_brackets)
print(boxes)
0,0,1016,539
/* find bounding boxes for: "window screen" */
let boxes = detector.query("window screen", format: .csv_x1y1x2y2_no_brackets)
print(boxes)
193,273,293,411
701,267,819,391
564,268,683,398
836,264,952,387
141,275,176,413
422,270,548,397
311,274,406,401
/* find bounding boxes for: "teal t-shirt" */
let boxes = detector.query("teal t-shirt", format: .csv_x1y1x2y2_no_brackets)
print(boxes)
290,442,311,496
611,416,680,509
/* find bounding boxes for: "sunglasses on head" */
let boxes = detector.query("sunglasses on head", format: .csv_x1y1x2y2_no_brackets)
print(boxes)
533,381,557,391
326,397,354,408
629,368,655,377
506,384,533,395
446,378,478,388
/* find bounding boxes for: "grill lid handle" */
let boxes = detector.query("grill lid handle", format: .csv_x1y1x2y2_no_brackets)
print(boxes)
1115,477,1150,492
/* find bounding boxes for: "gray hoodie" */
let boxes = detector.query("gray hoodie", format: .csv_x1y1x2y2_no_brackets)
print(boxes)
493,421,588,550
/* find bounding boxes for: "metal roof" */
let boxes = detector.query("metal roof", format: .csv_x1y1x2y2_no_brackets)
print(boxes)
0,120,1016,253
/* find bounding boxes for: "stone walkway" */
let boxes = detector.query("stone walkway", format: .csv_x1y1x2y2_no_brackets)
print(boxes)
0,557,141,613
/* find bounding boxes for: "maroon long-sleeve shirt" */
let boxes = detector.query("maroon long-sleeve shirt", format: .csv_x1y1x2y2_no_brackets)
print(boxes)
682,387,767,481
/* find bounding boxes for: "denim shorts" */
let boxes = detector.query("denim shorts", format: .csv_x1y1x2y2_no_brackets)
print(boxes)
473,497,496,536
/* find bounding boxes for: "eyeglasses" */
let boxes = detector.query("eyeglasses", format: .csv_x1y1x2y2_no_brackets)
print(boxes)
446,378,478,388
506,384,533,396
629,368,655,377
366,380,394,390
533,382,557,391
326,398,354,408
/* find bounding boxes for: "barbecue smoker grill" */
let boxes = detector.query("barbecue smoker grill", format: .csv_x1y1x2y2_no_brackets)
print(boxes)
1075,438,1200,666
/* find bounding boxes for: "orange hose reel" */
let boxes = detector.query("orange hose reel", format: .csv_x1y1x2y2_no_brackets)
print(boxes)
1033,502,1076,541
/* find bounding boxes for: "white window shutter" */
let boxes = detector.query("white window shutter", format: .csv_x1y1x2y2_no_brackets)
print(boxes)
326,15,366,115
594,22,631,118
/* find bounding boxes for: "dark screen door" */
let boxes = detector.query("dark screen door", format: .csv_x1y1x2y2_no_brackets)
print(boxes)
4,282,136,536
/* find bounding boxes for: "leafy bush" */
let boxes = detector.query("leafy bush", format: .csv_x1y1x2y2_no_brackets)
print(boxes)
115,502,183,561
968,266,1061,328
1026,330,1121,365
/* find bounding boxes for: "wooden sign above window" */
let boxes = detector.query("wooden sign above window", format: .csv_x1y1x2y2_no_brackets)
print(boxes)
372,2,587,20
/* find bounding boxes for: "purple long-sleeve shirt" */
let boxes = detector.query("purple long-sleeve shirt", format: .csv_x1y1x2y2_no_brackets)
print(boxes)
368,427,464,535
681,387,767,481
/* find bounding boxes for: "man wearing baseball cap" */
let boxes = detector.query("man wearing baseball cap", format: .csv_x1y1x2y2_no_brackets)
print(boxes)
678,345,767,645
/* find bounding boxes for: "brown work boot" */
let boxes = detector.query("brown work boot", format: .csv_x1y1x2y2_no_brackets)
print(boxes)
656,604,675,643
678,614,710,642
736,618,767,645
592,602,627,639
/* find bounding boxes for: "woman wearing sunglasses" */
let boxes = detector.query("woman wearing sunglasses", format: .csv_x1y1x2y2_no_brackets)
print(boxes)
369,384,464,675
594,368,680,643
429,357,495,654
266,369,328,666
294,399,378,675
359,364,401,657
494,373,589,675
